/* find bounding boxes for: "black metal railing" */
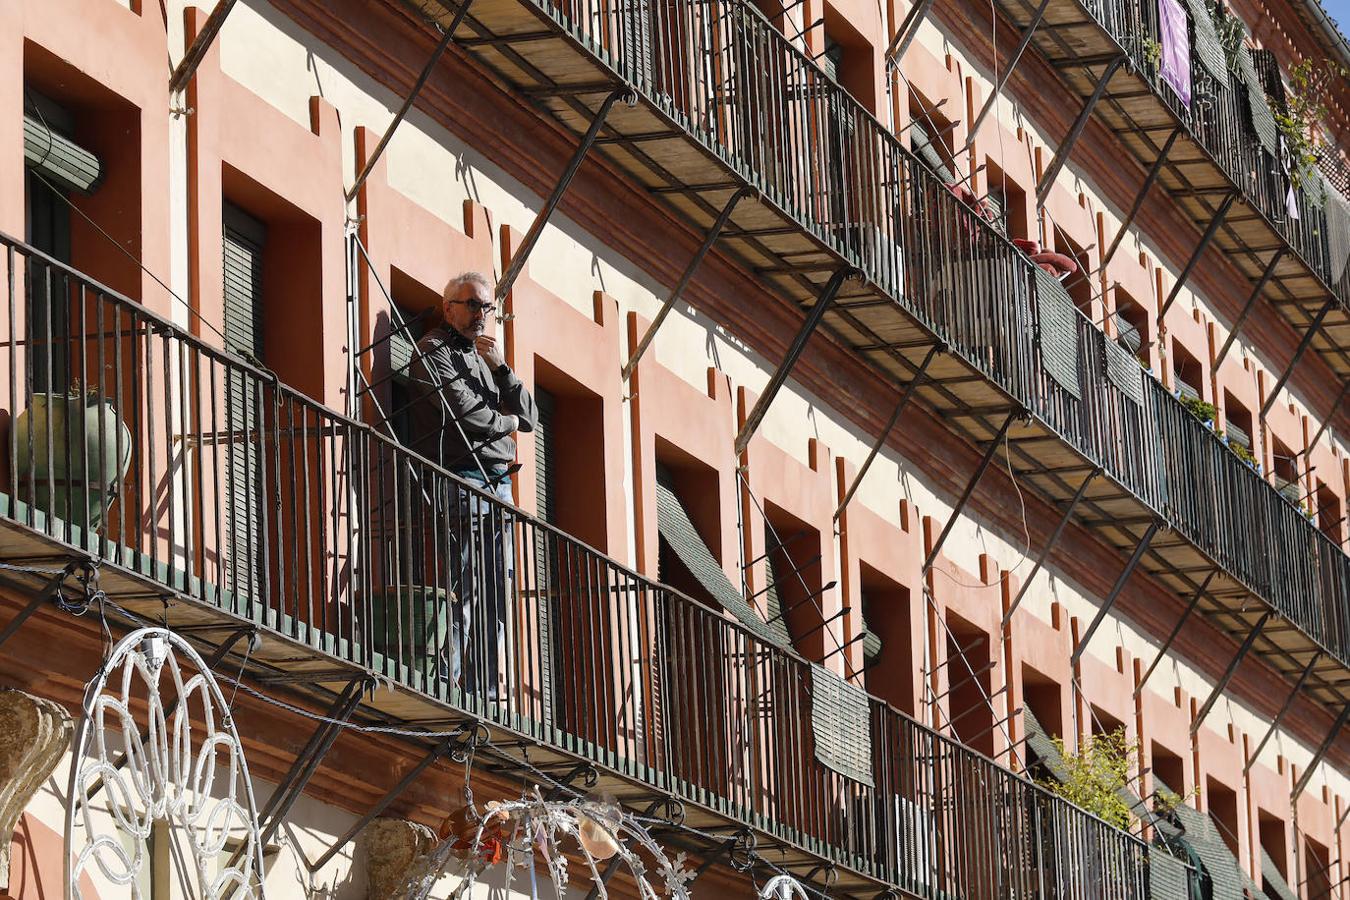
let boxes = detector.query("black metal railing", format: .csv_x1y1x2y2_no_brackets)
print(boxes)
522,0,1350,664
0,235,1149,898
1072,0,1338,295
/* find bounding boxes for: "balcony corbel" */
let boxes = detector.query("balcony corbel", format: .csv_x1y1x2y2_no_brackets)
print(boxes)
1001,467,1102,629
1134,570,1217,699
1291,701,1350,802
921,410,1018,576
1099,128,1182,272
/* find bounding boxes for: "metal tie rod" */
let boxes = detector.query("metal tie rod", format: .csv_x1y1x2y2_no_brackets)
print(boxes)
1071,521,1160,664
1036,56,1128,207
1134,570,1217,698
834,342,943,521
1156,192,1239,323
1190,610,1272,735
346,0,477,203
1291,701,1350,802
1002,468,1101,628
624,187,752,380
1260,297,1336,420
884,0,935,66
1212,249,1286,369
734,268,856,455
921,412,1017,575
496,88,630,303
960,0,1052,155
310,732,461,870
1304,376,1350,455
0,559,81,652
169,0,241,94
1099,128,1182,271
1244,651,1322,775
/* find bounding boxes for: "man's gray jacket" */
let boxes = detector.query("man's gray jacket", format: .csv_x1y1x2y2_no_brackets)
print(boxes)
406,326,538,473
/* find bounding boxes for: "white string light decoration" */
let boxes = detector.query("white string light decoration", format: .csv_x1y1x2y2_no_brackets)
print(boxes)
759,874,809,900
402,793,695,900
64,628,266,900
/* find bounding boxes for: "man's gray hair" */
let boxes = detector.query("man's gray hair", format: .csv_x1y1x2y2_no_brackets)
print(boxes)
443,271,494,302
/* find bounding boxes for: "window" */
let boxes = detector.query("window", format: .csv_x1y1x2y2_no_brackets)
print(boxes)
1272,437,1301,504
1151,743,1186,803
1223,392,1254,452
1173,344,1204,402
1023,666,1064,779
945,612,993,756
23,91,90,395
1206,778,1240,857
1317,480,1342,542
984,160,1029,240
1114,290,1150,366
221,203,267,609
858,563,913,715
1258,810,1289,891
908,92,956,183
1052,233,1093,317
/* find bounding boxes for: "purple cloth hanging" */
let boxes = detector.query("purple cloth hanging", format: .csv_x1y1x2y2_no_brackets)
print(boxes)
1158,0,1192,107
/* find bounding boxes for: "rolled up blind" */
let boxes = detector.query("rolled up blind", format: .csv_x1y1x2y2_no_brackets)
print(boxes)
23,114,101,195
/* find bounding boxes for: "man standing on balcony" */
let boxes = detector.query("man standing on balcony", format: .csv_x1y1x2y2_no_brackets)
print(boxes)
407,271,537,701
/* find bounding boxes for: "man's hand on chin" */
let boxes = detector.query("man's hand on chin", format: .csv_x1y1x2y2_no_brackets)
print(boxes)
475,335,506,369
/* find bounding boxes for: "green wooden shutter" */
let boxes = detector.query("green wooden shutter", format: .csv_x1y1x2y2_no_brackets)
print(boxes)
533,386,558,725
25,170,71,394
222,204,266,614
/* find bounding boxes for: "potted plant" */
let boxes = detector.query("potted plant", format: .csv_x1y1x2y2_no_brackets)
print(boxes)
14,383,132,532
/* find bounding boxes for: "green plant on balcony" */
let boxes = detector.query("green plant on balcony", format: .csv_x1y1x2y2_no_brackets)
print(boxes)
1140,38,1162,69
1227,437,1257,468
1038,728,1138,830
1177,392,1217,425
1274,59,1348,189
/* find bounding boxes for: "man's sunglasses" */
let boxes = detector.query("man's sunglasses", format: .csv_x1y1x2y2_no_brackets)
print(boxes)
449,300,496,316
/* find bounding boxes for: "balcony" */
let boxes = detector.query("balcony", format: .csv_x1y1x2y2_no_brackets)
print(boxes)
390,0,1350,709
982,0,1350,381
0,234,1150,897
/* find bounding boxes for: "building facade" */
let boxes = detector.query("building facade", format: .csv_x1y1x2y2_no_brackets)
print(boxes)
1,0,1350,896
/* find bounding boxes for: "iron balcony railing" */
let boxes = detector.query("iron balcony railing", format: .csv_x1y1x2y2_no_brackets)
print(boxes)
510,0,1350,666
1072,0,1344,297
0,234,1149,898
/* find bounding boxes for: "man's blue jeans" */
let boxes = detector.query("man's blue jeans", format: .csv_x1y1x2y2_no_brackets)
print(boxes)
449,472,514,701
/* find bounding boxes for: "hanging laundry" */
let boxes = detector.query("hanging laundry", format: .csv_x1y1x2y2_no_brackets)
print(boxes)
1158,0,1192,107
